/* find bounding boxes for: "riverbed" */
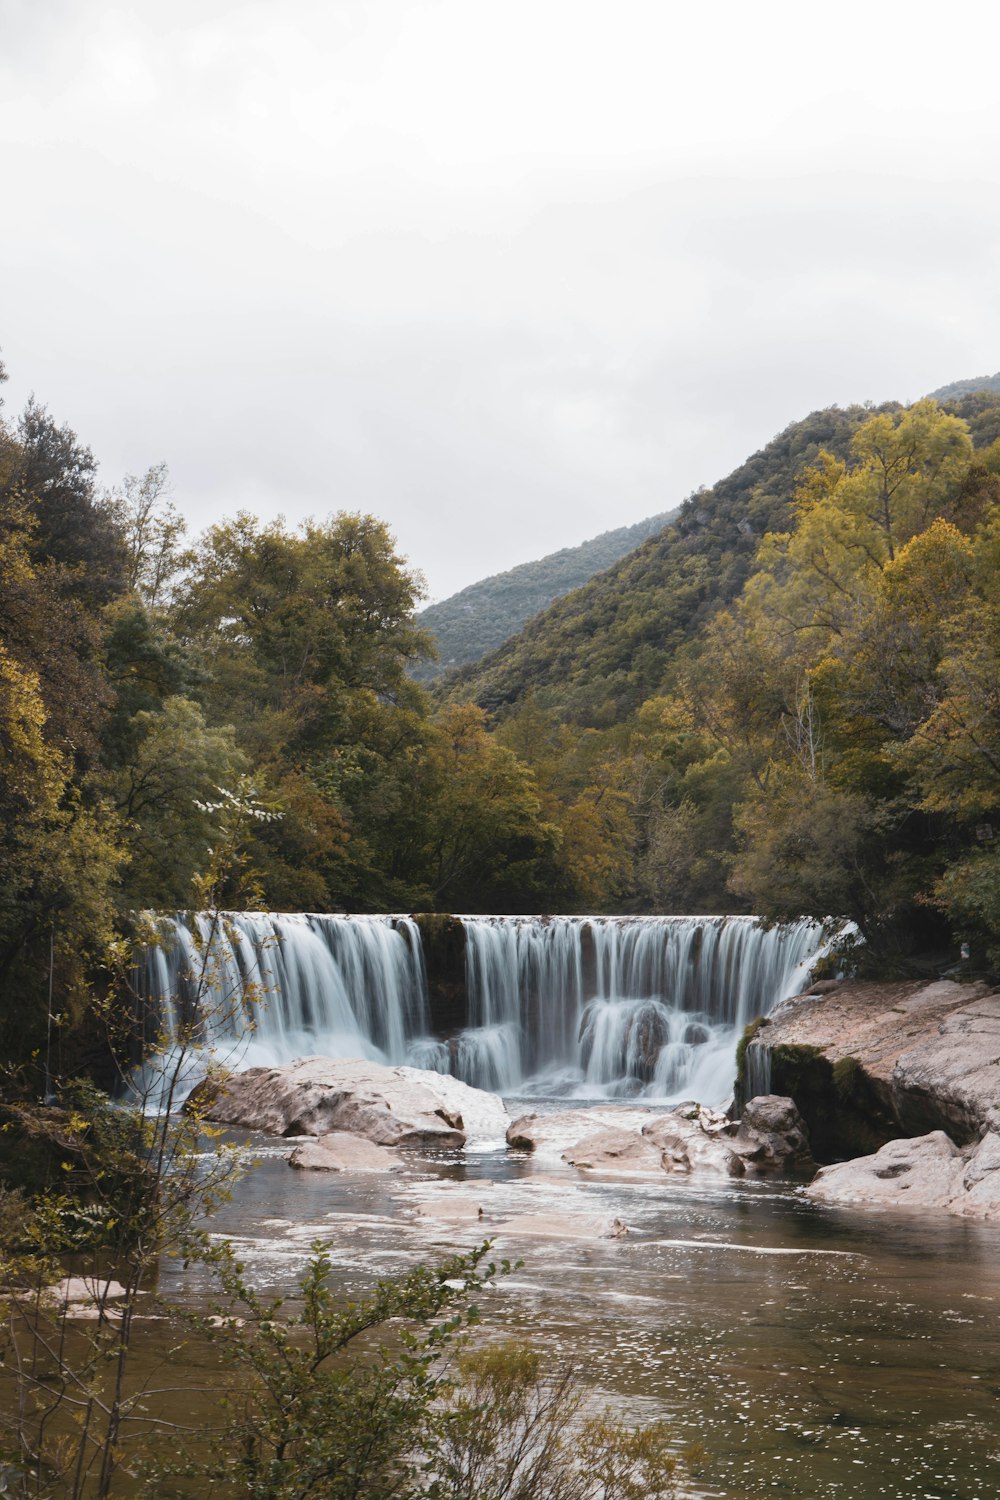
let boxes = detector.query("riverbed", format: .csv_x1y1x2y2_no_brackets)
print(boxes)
160,1126,1000,1500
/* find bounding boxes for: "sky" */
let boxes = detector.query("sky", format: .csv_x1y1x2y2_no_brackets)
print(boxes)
2,1,999,602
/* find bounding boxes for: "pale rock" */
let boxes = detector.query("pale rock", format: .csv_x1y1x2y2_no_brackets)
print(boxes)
952,1130,1000,1222
505,1107,659,1157
288,1131,398,1172
53,1276,127,1305
642,1111,745,1178
806,1132,962,1209
890,992,1000,1141
204,1056,509,1148
760,978,1000,1149
489,1212,634,1241
561,1126,665,1173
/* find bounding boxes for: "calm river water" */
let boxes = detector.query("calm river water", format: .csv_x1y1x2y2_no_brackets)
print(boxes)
160,1125,1000,1500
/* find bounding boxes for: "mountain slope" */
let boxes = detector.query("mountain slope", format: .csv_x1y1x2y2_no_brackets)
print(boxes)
442,404,891,723
444,390,1000,727
930,371,1000,402
413,510,676,681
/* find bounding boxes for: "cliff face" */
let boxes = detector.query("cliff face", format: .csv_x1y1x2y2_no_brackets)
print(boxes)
744,979,1000,1163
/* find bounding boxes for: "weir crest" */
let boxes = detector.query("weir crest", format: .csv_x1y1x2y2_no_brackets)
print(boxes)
135,913,828,1106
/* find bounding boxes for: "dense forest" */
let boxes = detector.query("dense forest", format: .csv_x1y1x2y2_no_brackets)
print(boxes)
3,356,1000,1069
412,508,676,681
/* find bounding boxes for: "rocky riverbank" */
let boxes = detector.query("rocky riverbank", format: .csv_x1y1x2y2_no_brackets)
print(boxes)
196,980,1000,1227
741,977,1000,1222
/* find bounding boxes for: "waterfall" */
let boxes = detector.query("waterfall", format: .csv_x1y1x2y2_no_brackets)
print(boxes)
457,915,822,1103
133,912,828,1108
132,913,430,1105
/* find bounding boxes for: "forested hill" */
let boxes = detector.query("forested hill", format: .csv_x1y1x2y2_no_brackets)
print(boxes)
443,403,890,724
930,371,1000,401
444,390,1000,727
413,510,676,681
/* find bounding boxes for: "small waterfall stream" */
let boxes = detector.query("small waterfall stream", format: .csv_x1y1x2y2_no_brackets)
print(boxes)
135,913,827,1105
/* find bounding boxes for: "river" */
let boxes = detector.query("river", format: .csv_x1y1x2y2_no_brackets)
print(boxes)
159,1122,1000,1500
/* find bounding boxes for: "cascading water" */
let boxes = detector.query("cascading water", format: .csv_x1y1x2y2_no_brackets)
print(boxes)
456,915,824,1102
134,912,829,1107
132,912,430,1105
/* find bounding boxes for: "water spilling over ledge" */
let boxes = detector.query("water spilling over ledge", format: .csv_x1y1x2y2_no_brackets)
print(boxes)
134,913,830,1105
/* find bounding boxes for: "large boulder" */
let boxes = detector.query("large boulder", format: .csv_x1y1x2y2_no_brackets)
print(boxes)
754,978,1000,1159
805,1127,1000,1222
806,1132,963,1210
203,1057,509,1148
642,1108,745,1178
733,1095,815,1176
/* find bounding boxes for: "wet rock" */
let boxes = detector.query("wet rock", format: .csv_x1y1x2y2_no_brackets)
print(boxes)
798,978,841,997
505,1107,655,1155
806,1132,964,1210
50,1277,132,1320
204,1057,509,1148
642,1110,746,1178
561,1126,664,1173
622,1003,670,1081
733,1095,816,1176
53,1276,127,1306
489,1211,636,1241
288,1131,398,1171
508,1104,748,1179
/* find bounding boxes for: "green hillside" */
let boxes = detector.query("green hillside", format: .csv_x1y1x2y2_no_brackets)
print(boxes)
443,404,890,723
413,510,676,681
446,390,1000,728
930,371,1000,402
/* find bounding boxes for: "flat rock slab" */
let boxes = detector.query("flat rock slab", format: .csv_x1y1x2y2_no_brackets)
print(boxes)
561,1126,666,1174
507,1106,677,1159
288,1131,398,1171
490,1212,632,1242
806,1129,1000,1222
53,1277,126,1305
758,979,1000,1143
205,1056,509,1148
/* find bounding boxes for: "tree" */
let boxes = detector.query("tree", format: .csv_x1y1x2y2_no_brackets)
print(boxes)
412,705,562,911
8,400,125,604
104,463,187,608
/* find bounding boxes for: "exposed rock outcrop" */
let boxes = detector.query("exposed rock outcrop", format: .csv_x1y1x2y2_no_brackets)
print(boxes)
561,1126,665,1173
805,1127,1000,1222
508,1097,811,1181
732,1095,816,1176
204,1057,509,1148
505,1107,657,1157
641,1108,746,1178
746,979,1000,1160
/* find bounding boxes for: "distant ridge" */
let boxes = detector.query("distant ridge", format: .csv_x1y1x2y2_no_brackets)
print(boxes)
929,371,1000,401
413,509,676,681
443,386,1000,726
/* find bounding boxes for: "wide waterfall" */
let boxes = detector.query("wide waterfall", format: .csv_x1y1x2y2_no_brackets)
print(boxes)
135,912,827,1107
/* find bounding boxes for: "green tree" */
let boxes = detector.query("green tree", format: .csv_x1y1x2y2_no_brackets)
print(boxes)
411,705,562,911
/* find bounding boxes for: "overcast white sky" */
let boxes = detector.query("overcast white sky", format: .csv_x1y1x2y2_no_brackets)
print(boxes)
2,1,999,601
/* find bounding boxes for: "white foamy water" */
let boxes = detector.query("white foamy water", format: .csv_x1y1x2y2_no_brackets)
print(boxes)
133,912,834,1108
